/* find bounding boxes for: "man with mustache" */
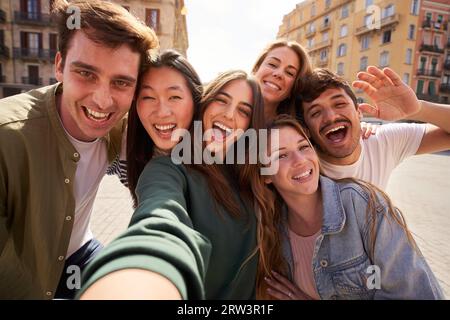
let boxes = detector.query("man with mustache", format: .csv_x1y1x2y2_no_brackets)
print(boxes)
298,67,450,190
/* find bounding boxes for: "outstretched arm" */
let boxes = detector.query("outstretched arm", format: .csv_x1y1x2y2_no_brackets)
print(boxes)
353,66,450,154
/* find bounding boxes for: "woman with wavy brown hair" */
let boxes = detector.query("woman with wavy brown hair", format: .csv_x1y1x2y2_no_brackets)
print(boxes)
254,115,443,300
78,70,266,299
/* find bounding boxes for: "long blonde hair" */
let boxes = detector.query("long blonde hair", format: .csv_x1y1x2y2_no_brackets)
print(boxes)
253,115,417,299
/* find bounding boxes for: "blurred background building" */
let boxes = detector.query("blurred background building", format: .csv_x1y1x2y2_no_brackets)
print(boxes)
0,0,188,98
277,0,450,105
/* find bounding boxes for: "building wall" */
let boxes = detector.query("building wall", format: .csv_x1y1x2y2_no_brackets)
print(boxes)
0,0,189,98
412,0,450,104
277,0,450,104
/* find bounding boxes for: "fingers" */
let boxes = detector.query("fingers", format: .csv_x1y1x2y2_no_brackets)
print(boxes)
383,67,404,87
265,277,292,300
359,103,379,118
360,122,378,139
366,66,394,87
356,72,383,90
352,80,377,96
271,271,297,292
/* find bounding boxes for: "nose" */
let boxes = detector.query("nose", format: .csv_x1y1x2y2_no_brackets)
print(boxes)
322,107,339,123
223,104,235,120
292,150,307,166
156,101,173,118
272,67,283,80
92,83,114,110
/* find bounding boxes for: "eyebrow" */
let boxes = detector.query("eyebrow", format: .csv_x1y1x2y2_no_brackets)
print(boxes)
71,61,136,83
141,85,184,91
274,138,306,151
217,91,253,109
308,94,347,110
267,56,298,72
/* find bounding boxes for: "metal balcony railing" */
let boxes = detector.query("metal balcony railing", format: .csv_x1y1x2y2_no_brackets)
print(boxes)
13,47,56,61
22,77,43,86
0,44,9,58
419,44,445,54
14,11,55,26
416,69,442,78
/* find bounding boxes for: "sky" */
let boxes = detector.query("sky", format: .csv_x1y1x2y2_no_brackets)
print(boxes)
184,0,303,83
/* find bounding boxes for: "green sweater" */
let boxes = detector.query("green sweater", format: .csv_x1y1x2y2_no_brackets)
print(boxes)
79,156,258,299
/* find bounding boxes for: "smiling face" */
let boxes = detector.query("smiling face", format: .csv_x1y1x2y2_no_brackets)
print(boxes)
202,79,253,155
136,66,195,152
302,87,363,165
265,126,320,198
55,31,140,142
254,46,300,109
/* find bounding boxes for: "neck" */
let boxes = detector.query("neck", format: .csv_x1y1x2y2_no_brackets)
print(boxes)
264,100,278,123
283,188,323,237
319,143,362,166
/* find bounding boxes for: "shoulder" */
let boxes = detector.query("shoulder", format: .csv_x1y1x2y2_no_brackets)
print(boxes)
0,85,57,126
376,122,427,138
335,179,387,214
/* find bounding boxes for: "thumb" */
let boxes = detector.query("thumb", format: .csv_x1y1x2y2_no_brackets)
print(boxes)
358,103,379,118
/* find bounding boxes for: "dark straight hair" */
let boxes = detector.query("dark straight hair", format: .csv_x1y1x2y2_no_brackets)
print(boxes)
126,50,203,206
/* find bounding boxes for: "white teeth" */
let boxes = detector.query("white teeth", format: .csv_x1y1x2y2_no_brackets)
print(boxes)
264,81,281,91
213,122,232,133
293,169,312,180
85,107,110,120
154,124,176,131
325,125,346,135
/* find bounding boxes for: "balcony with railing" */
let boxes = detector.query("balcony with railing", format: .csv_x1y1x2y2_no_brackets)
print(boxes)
419,44,445,54
440,83,450,93
305,28,316,38
14,11,55,26
308,39,333,53
416,93,441,102
0,9,6,23
416,69,442,78
0,44,9,58
320,21,331,32
317,57,329,67
13,47,56,62
22,77,43,86
445,61,450,70
422,20,448,32
355,14,400,36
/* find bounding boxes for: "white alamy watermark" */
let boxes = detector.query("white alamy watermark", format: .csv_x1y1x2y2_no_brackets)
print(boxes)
66,6,81,30
366,265,381,290
169,121,280,175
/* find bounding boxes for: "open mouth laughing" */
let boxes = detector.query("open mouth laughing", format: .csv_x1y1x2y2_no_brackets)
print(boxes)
82,106,113,123
211,121,233,142
292,168,313,183
322,122,350,144
153,123,177,139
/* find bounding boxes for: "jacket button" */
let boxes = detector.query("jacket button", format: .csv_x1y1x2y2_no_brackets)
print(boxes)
46,291,52,296
64,178,70,184
58,256,65,261
320,259,328,268
65,216,72,221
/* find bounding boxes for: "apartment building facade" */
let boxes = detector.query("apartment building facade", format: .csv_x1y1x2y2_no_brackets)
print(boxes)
412,0,450,104
0,0,188,98
277,0,449,104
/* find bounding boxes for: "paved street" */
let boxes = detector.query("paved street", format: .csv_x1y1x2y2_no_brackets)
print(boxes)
91,153,450,299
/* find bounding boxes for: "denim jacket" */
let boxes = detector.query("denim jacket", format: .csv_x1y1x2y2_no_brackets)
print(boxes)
282,176,444,300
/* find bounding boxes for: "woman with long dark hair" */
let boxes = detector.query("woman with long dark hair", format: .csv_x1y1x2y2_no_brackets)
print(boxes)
78,70,266,299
